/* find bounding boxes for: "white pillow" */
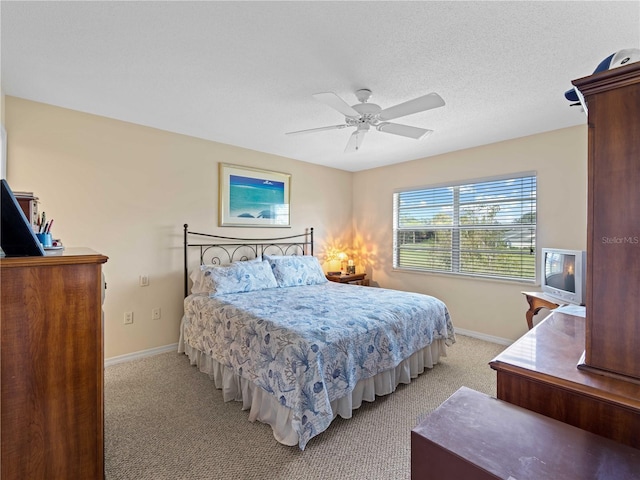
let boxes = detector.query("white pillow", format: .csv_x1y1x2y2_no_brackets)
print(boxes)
190,269,206,294
263,255,328,288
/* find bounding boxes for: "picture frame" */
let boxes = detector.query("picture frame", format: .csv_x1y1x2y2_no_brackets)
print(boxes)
219,163,291,227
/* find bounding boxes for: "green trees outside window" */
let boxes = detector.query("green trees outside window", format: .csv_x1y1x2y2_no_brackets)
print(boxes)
393,175,536,281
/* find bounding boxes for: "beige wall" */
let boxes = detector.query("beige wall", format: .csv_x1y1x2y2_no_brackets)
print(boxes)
1,89,5,124
1,89,5,178
5,95,588,354
5,97,353,358
352,126,588,342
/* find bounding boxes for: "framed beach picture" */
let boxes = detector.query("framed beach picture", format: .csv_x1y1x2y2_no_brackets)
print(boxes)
219,163,291,227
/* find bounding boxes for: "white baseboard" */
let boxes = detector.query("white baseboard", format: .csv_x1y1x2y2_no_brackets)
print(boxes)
454,328,513,346
104,343,178,367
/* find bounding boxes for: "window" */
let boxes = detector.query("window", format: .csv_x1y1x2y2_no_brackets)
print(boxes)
393,174,536,282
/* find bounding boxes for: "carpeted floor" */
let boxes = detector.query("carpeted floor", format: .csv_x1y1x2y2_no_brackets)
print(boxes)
104,334,506,480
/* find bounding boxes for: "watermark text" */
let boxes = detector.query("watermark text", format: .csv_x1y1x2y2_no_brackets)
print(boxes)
601,236,639,244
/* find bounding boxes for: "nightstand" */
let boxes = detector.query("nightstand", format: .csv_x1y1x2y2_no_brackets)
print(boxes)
326,272,369,286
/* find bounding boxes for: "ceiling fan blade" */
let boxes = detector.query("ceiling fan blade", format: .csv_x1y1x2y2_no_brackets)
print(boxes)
378,93,445,121
285,124,348,136
313,92,360,118
377,122,432,140
344,130,366,153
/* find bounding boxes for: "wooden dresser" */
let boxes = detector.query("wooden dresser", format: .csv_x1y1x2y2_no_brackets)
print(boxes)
0,249,108,479
490,310,640,448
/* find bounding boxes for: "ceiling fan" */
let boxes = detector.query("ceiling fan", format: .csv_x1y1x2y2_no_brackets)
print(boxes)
286,89,445,153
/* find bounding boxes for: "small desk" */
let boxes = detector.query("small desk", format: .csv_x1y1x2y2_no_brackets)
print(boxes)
521,291,560,330
326,272,369,286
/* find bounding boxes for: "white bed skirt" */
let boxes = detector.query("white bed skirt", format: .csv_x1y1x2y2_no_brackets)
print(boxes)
179,325,447,447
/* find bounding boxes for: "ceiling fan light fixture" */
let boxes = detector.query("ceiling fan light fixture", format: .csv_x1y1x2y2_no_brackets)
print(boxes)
352,103,381,116
355,89,373,103
291,89,444,152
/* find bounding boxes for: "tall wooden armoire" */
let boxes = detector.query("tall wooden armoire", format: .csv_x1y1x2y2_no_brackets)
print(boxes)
572,61,640,380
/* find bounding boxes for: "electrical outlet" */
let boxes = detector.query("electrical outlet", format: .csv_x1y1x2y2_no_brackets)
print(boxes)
139,274,149,287
152,308,161,320
124,311,133,325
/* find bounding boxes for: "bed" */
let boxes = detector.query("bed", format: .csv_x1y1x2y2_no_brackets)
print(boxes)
178,225,455,449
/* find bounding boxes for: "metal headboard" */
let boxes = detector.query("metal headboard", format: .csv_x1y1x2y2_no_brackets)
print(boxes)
183,224,314,297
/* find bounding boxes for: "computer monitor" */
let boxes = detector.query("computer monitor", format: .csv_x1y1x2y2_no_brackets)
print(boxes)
1,179,44,256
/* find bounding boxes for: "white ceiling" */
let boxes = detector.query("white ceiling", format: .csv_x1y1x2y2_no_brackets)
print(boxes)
1,1,639,172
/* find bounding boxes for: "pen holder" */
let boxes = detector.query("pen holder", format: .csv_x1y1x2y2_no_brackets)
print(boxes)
36,233,53,248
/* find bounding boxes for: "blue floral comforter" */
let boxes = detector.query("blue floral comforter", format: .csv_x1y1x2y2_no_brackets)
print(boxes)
182,281,454,449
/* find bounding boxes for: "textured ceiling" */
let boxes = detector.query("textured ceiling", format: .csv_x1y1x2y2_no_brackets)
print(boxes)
1,1,639,172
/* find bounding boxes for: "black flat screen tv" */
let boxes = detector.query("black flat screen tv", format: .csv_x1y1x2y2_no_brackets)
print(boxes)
1,179,45,256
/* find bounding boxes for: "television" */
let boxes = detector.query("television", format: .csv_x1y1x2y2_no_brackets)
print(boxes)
1,179,45,257
540,248,586,305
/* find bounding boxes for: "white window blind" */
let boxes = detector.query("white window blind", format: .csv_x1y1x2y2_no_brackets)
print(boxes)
393,174,537,281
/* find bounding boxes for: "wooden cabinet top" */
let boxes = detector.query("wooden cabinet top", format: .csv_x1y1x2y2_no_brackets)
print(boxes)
0,248,108,268
412,386,640,480
572,61,640,96
490,311,640,411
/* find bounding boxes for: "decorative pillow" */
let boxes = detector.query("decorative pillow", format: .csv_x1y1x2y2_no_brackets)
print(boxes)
190,257,263,294
202,260,278,296
264,255,328,288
